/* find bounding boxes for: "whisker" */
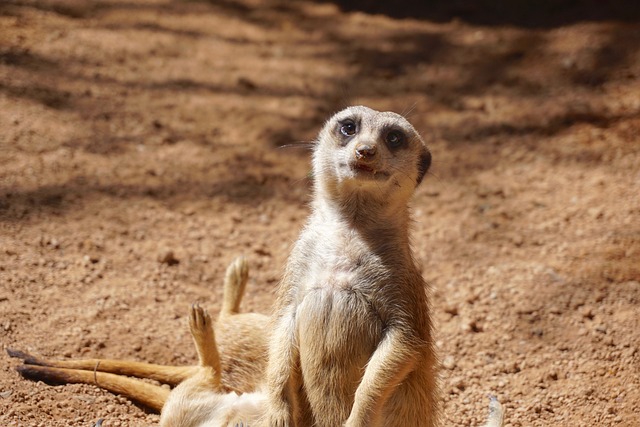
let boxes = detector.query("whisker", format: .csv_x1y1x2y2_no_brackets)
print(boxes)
278,142,315,150
401,102,418,119
386,164,414,182
290,171,313,188
426,170,442,183
374,174,384,196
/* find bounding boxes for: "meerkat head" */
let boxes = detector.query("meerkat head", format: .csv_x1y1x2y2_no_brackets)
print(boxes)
312,106,431,206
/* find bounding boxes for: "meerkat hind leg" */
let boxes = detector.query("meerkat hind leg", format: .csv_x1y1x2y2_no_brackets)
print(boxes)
220,256,249,318
189,303,221,377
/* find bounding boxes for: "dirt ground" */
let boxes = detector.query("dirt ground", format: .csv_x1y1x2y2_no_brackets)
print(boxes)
1,1,639,426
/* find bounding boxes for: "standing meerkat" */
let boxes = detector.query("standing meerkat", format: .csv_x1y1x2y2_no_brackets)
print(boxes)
265,105,439,427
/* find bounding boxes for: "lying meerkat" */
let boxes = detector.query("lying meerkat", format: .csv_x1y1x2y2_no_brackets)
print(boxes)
9,256,269,412
263,105,502,427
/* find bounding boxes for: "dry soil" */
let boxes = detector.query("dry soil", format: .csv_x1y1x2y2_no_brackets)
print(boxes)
1,1,639,426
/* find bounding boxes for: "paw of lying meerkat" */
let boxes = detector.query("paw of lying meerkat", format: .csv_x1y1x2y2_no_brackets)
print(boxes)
227,256,249,287
221,256,250,317
189,303,211,337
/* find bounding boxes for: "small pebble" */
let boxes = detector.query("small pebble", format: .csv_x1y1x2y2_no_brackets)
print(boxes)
442,355,456,370
158,250,179,266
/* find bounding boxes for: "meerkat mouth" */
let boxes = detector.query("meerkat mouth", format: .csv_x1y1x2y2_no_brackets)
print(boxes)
352,163,390,179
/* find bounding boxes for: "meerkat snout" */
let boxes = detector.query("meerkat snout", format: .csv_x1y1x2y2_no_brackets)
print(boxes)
354,143,377,161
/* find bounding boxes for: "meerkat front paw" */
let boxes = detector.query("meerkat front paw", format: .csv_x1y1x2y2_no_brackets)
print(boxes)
267,417,291,427
265,406,293,427
343,415,365,427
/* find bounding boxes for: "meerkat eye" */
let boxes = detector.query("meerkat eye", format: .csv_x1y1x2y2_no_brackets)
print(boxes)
386,130,406,149
340,121,357,137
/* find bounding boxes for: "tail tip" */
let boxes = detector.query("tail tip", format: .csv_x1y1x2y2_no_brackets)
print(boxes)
7,348,44,365
485,395,505,427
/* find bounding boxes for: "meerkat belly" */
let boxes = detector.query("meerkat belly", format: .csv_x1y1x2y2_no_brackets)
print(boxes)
296,287,383,426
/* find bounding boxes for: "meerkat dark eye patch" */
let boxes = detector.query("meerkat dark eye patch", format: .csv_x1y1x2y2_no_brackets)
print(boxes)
416,150,432,185
385,130,407,150
339,120,357,137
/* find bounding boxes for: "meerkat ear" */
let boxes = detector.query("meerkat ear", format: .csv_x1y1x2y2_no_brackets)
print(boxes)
416,150,432,185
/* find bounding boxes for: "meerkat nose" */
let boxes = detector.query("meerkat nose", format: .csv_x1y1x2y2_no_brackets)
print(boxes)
355,143,377,160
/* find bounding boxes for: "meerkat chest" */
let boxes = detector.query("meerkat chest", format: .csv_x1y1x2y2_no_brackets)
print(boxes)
296,283,383,379
294,228,388,355
296,250,385,363
295,260,385,419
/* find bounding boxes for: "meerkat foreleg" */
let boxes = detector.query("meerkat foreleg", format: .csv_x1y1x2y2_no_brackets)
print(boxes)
344,328,418,426
265,308,302,427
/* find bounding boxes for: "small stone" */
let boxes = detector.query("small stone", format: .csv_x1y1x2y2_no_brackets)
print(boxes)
237,76,257,90
588,207,604,219
451,377,466,391
82,255,100,265
581,307,594,319
511,233,524,247
158,250,179,266
444,305,459,316
462,319,483,333
594,324,607,334
442,355,456,370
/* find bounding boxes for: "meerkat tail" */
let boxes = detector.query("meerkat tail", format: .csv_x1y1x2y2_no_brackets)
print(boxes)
481,396,505,427
7,348,197,386
220,256,249,317
16,364,169,412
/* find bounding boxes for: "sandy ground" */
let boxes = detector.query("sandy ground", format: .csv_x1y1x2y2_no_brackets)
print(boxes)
1,1,639,426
